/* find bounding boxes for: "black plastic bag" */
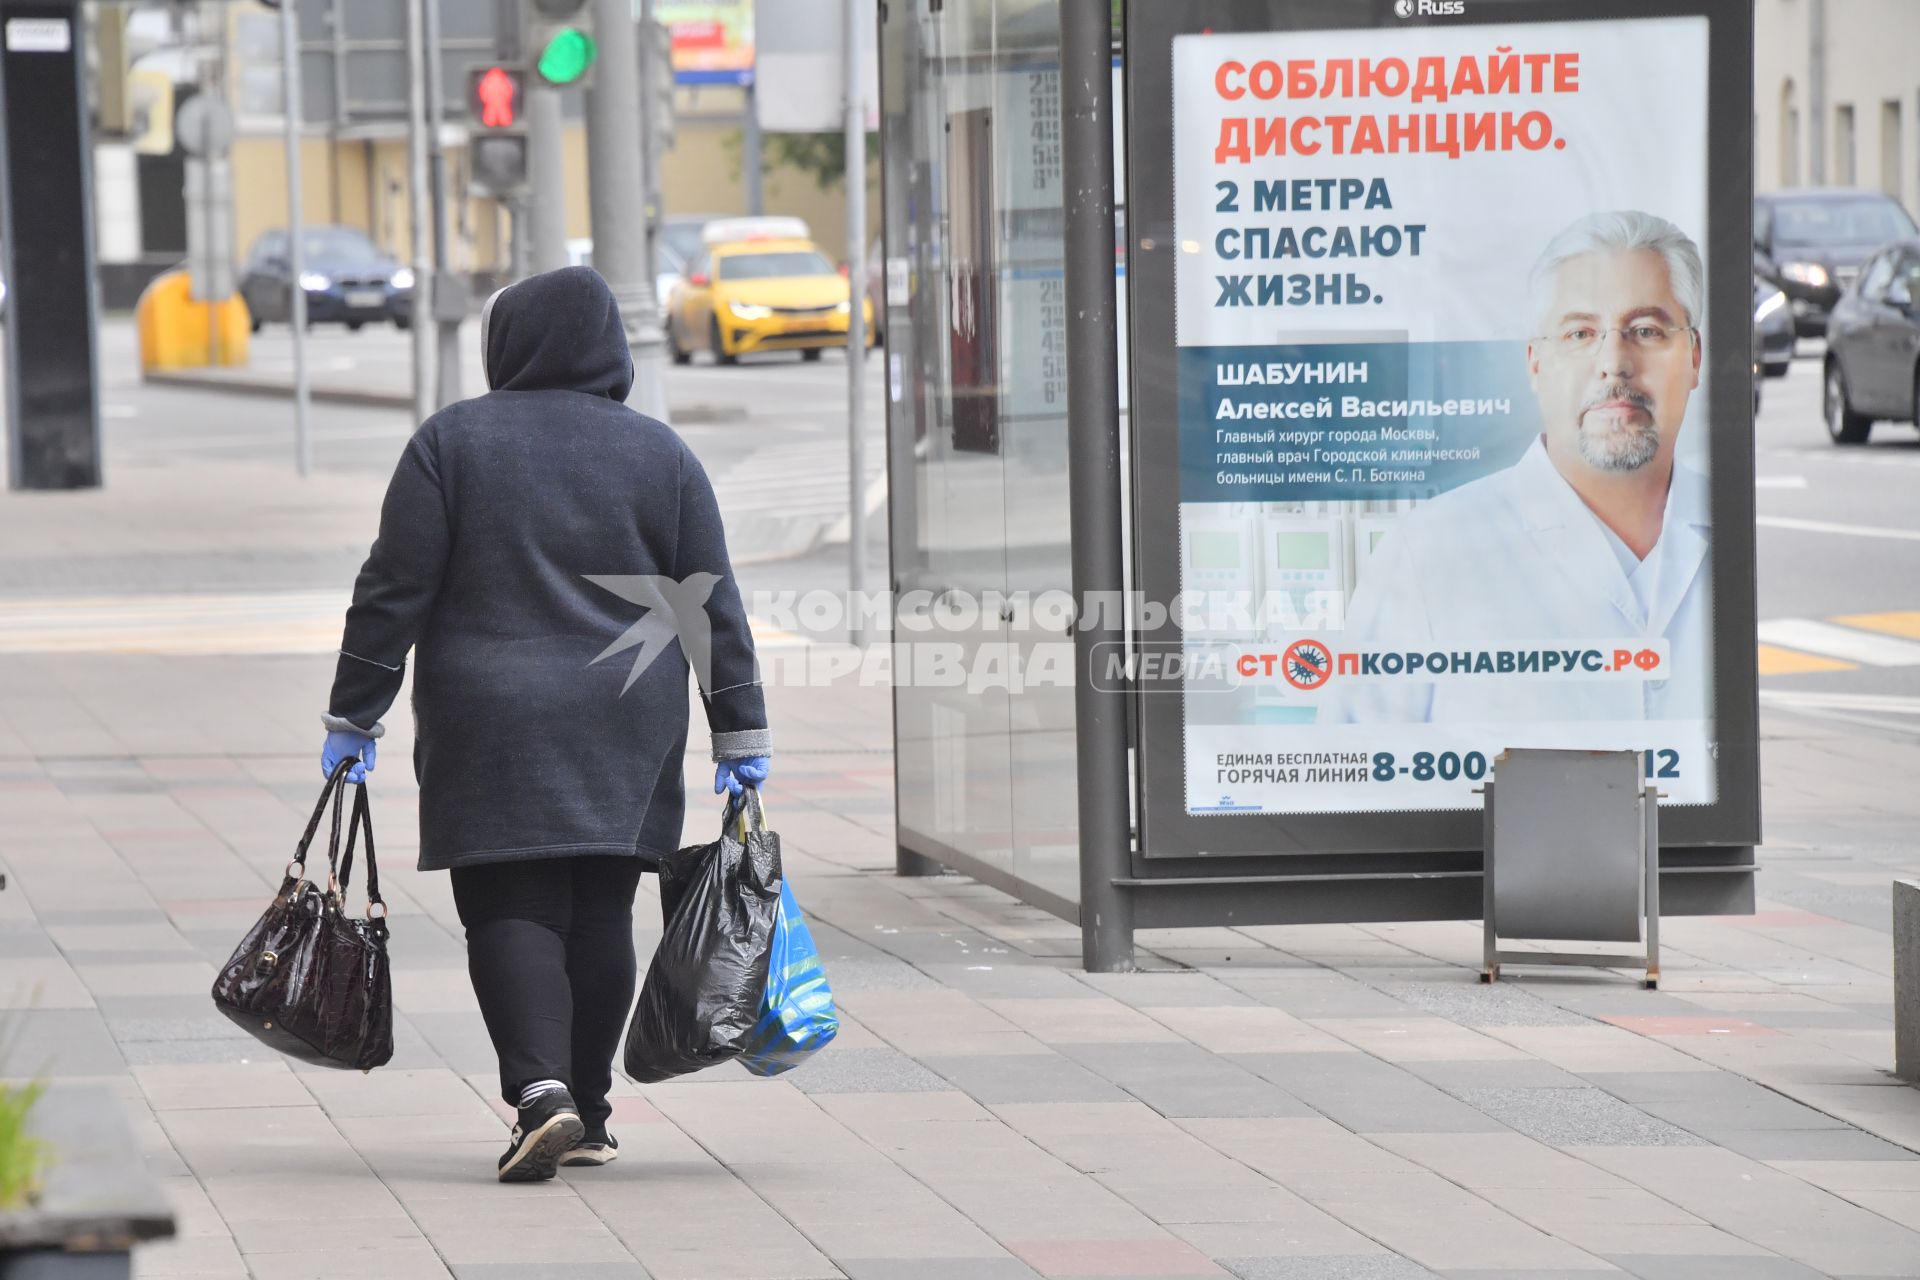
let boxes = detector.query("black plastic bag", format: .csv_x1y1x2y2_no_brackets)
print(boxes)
623,789,782,1083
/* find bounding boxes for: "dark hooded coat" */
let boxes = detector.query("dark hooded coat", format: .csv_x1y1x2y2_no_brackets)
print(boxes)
324,267,769,870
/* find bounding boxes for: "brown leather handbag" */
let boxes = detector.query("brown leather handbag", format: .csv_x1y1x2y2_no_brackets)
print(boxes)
210,759,395,1071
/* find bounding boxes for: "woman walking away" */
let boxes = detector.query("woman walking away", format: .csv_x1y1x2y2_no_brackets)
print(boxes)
317,267,772,1182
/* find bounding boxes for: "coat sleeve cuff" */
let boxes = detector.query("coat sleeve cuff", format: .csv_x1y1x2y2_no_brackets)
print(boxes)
322,712,385,739
710,728,771,761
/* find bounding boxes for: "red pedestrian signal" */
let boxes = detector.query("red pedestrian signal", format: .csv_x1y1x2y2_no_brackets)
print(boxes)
468,65,527,132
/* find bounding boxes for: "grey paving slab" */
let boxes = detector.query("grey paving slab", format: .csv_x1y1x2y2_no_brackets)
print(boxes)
1693,1127,1920,1161
1640,1092,1858,1133
0,1008,126,1076
1384,982,1596,1028
1221,1258,1438,1279
93,993,220,1021
106,1013,246,1042
1603,1257,1830,1280
1747,1010,1894,1030
1057,1042,1316,1118
1450,1087,1706,1148
1227,1053,1508,1134
119,1036,274,1066
781,1045,959,1095
405,1010,503,1075
1403,1059,1592,1093
451,1266,651,1280
60,948,204,970
918,1053,1131,1105
1080,971,1263,1008
35,909,170,927
919,962,1093,999
1582,1072,1782,1104
1225,977,1419,1019
813,955,945,993
0,925,57,958
836,1260,1040,1280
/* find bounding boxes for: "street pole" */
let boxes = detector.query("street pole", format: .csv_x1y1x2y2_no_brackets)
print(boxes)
526,87,568,271
742,80,763,214
280,0,312,476
585,0,667,419
405,0,436,423
843,0,867,648
639,0,663,287
422,0,462,406
1060,0,1133,972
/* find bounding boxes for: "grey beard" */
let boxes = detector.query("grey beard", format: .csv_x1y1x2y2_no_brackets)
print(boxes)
1578,416,1661,472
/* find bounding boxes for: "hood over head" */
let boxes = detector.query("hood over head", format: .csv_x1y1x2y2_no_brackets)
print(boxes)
480,266,634,400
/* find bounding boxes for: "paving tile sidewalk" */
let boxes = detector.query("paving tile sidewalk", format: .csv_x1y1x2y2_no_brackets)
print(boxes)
3,455,1920,1278
3,650,1919,1280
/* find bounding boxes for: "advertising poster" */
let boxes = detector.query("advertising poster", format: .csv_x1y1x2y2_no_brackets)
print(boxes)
658,0,754,84
1154,15,1726,818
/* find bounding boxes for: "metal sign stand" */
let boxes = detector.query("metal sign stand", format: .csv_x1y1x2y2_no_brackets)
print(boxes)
1480,750,1662,989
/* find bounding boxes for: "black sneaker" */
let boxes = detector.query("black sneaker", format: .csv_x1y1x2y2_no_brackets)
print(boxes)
498,1089,585,1183
559,1127,619,1168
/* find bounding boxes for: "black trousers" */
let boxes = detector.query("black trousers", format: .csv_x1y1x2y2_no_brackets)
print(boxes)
450,854,645,1132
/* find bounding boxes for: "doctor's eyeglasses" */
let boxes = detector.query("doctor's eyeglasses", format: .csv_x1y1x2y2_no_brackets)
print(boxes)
1536,322,1698,356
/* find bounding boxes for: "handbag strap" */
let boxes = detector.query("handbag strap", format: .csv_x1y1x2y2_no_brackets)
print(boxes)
335,783,386,917
293,760,355,875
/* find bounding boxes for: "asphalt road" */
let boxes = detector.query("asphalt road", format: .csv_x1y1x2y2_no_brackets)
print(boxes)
91,317,884,479
17,319,1920,733
1753,340,1920,738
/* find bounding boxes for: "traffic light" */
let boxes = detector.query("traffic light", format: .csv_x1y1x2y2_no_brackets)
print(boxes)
470,133,530,196
468,65,526,131
529,0,596,88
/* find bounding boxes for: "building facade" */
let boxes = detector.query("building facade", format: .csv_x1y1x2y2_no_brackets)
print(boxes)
1754,0,1920,211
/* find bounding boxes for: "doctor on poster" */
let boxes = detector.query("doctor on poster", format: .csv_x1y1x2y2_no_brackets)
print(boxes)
1333,209,1712,725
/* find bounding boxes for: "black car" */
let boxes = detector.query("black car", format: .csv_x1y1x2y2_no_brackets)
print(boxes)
1755,189,1918,338
239,226,413,332
1754,275,1794,378
1821,238,1920,444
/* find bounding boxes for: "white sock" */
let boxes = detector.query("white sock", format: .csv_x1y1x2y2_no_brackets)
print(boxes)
519,1079,568,1108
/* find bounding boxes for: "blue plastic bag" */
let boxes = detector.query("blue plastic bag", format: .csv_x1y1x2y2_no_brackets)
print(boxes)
739,878,838,1077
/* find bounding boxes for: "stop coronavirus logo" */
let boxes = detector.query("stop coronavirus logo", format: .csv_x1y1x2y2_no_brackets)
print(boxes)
1282,639,1333,690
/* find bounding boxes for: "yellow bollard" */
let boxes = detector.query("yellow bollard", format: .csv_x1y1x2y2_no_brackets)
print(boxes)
136,270,252,372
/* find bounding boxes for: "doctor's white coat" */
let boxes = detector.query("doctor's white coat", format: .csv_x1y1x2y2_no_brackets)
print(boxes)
1329,438,1713,726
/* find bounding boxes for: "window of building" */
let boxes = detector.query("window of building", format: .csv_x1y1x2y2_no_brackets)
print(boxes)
1836,103,1857,186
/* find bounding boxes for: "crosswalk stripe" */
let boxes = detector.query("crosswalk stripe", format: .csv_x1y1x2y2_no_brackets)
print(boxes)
1755,643,1855,675
1830,610,1920,641
1756,515,1920,543
1756,619,1920,667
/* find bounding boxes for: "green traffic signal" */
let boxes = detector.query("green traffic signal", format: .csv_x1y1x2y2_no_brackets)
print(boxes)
537,26,596,86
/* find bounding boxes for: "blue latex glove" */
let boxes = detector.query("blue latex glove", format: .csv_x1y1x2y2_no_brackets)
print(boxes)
322,730,377,785
714,756,770,797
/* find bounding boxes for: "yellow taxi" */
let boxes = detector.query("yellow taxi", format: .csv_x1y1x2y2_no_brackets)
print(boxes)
666,217,875,365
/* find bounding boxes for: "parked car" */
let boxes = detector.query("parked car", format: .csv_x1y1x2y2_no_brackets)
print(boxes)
666,220,873,365
1755,188,1918,337
1754,275,1793,377
1820,237,1920,444
238,226,412,331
